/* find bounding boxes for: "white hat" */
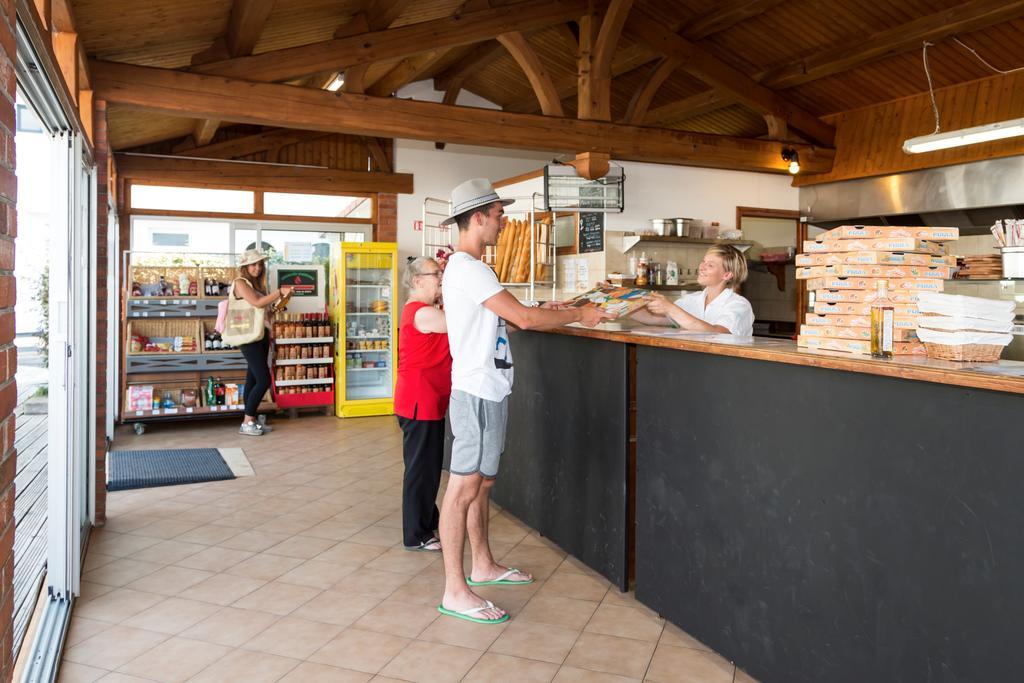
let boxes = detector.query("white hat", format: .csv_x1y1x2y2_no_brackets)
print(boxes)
440,178,514,226
238,249,269,267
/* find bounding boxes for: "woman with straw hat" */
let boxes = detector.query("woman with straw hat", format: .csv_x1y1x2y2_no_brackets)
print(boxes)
233,249,292,436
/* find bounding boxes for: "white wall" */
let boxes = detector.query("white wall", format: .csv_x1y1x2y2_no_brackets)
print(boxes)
394,139,550,265
609,161,798,231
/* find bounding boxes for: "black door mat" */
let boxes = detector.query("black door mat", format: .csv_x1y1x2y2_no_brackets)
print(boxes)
108,448,235,491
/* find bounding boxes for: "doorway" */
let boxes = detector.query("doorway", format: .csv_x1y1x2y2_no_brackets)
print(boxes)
736,207,801,339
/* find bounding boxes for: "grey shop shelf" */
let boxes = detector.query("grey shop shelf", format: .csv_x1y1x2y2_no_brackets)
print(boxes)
127,298,224,318
126,352,248,374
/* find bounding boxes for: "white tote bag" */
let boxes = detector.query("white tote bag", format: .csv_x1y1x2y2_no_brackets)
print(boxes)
221,278,265,346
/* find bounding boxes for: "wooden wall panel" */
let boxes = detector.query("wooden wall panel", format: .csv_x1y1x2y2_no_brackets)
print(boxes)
796,69,1024,186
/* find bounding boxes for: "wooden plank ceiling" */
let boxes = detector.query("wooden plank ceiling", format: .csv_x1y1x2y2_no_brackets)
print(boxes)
74,0,1024,173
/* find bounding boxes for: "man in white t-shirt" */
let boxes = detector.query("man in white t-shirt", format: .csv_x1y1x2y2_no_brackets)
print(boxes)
436,178,610,625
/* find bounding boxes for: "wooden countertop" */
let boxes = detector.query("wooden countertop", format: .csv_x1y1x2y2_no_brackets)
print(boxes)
547,324,1024,395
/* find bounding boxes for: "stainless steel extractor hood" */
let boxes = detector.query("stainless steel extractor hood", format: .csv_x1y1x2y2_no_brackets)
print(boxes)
798,156,1024,234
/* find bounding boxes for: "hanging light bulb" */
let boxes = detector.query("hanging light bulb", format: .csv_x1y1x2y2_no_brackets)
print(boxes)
781,148,800,174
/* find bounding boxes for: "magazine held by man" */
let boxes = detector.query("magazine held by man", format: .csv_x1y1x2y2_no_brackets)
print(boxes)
568,285,649,318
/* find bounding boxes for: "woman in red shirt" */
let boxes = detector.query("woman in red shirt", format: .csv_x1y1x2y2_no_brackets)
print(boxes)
395,256,452,551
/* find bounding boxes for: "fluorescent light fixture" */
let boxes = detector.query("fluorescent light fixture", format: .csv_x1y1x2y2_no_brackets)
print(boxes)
903,116,1024,154
326,74,345,92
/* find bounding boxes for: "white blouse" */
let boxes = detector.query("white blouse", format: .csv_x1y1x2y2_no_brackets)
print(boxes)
672,288,754,336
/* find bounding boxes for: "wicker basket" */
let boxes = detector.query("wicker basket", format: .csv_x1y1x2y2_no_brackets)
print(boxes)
127,319,201,354
200,266,237,298
922,343,1004,362
128,266,201,297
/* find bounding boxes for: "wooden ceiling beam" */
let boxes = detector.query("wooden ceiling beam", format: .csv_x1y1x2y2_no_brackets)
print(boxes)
513,0,777,115
759,0,1024,90
361,137,393,173
115,154,414,194
684,0,787,41
189,0,276,145
496,32,564,116
626,8,834,145
366,50,448,96
190,0,589,83
647,0,1024,128
340,0,414,94
224,0,277,57
192,118,221,147
434,41,507,104
622,56,681,125
92,59,834,174
172,128,330,159
644,90,735,126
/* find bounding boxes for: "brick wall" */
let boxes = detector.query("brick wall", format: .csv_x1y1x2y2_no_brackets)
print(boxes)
93,100,109,525
376,193,397,242
0,0,16,675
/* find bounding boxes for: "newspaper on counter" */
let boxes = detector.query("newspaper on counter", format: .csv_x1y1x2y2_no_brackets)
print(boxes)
568,285,649,319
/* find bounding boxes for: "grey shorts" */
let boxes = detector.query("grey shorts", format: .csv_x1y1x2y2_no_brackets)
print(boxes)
449,390,508,479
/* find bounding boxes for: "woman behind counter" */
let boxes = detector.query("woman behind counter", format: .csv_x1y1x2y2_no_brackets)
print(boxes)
633,244,754,336
394,257,452,551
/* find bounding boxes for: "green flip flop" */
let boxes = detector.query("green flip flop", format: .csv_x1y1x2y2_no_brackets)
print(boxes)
437,601,510,624
466,567,534,586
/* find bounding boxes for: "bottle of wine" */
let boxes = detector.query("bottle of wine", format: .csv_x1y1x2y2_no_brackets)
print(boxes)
870,279,895,359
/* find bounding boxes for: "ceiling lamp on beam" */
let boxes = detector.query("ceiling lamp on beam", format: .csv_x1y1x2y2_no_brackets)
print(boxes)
326,73,345,91
781,147,799,174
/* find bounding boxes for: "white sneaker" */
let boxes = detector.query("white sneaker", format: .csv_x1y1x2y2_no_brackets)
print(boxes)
239,422,264,436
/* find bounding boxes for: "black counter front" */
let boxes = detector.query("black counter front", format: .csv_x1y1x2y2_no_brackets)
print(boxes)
635,344,1024,683
480,327,1024,683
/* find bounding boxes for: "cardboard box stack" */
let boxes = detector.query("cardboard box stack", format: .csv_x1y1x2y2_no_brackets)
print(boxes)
796,225,959,355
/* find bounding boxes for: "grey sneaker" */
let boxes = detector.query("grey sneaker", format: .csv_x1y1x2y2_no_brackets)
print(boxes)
239,422,264,436
256,415,273,432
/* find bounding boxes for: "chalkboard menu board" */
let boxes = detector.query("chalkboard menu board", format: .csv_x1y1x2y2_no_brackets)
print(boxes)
578,212,605,253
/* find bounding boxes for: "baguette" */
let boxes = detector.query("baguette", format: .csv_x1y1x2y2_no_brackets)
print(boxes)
495,218,513,279
514,221,533,282
507,219,525,282
500,219,519,282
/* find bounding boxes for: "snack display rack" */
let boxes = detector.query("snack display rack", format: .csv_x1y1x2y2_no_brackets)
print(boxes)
120,251,272,434
270,313,335,415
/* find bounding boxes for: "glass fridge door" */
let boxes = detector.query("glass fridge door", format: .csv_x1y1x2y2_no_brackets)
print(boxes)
344,250,393,401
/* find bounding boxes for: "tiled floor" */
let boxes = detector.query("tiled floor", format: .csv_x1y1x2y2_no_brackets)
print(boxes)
59,414,758,683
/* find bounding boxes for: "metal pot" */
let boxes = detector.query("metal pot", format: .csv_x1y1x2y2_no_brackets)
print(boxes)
669,218,693,238
650,218,671,235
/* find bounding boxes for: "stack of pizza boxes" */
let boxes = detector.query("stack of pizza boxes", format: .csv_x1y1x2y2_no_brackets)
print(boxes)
795,225,959,355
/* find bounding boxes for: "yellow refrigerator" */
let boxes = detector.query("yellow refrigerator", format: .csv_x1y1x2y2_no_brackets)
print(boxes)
330,242,399,418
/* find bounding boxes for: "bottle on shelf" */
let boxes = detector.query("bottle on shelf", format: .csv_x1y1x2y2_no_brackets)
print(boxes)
870,279,895,360
635,252,650,286
205,376,216,407
215,380,226,405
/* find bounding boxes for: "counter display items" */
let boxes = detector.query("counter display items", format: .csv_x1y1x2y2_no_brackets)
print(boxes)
797,225,959,355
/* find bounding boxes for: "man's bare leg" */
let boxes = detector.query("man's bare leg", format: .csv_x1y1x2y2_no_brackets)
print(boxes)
439,473,506,619
467,478,533,584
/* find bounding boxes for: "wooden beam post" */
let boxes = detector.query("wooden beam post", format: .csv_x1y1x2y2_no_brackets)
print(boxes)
92,59,835,174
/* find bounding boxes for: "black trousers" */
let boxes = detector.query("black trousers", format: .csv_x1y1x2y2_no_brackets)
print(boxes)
397,413,444,547
239,335,271,416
